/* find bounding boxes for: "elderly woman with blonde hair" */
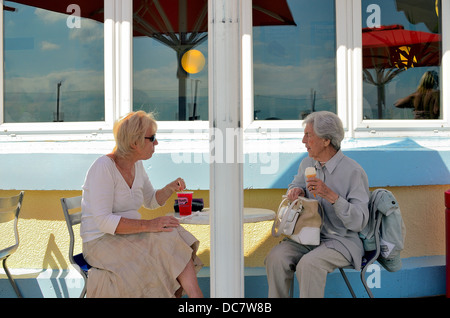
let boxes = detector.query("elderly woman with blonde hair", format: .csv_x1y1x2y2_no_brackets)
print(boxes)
80,111,203,298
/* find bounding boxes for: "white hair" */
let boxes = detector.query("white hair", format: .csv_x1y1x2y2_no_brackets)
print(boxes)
303,111,344,150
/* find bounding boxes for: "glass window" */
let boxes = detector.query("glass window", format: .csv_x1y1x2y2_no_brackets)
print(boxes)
132,0,208,121
252,0,336,120
362,0,441,120
3,1,104,123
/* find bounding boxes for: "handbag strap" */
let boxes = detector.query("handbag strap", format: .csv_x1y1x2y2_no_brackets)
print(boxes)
272,196,300,237
272,195,326,237
278,198,300,232
318,201,324,230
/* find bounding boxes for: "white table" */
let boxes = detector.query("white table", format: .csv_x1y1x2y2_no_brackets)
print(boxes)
167,207,275,225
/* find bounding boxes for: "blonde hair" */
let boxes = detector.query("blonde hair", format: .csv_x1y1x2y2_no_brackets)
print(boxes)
417,71,438,94
113,111,157,158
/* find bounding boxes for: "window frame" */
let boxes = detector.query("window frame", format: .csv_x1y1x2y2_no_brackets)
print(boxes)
0,0,116,140
0,0,449,142
352,0,450,138
245,0,345,136
245,0,450,138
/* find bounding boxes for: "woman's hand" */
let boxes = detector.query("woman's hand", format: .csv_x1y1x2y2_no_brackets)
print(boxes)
306,177,338,204
168,177,186,192
155,177,186,205
149,216,180,232
287,187,305,201
115,216,180,234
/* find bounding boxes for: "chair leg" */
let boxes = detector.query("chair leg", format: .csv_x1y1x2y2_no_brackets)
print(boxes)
360,267,374,298
3,258,23,298
289,278,294,298
80,284,87,298
339,268,356,298
77,269,88,298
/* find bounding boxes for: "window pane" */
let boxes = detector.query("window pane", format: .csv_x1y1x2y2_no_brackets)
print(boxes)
253,0,336,120
133,0,208,121
3,2,104,123
362,0,441,120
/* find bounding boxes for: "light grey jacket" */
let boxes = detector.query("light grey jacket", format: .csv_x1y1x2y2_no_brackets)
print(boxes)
360,188,405,272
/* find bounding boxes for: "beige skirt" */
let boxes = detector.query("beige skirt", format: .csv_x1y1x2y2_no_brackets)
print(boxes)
82,226,203,298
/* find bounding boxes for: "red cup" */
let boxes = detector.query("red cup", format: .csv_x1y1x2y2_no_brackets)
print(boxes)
177,191,193,216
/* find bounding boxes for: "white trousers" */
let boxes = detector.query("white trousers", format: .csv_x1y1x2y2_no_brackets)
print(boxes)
265,239,351,298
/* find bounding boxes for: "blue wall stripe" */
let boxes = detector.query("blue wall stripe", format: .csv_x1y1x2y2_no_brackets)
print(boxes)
1,138,449,190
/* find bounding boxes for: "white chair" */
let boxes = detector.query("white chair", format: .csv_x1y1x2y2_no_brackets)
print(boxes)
60,195,91,298
0,191,24,298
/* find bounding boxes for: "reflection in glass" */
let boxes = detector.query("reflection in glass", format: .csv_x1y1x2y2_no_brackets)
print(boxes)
132,0,208,121
132,0,298,122
3,1,104,123
253,0,336,120
362,0,441,120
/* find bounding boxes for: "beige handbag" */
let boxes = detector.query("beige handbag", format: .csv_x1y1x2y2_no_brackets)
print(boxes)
272,195,323,245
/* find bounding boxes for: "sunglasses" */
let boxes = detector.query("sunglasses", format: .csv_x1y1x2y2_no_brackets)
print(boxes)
144,134,156,142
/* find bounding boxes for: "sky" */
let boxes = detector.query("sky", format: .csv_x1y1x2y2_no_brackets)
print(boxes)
4,1,104,122
2,0,441,122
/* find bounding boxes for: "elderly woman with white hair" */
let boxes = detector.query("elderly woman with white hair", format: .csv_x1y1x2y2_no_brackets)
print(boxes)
81,111,203,298
265,111,370,298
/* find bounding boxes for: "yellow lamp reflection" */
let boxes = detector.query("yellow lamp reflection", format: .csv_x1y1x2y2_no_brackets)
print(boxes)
395,46,417,70
181,49,205,74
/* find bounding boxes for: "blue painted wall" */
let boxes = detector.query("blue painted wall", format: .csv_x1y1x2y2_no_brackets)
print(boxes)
1,137,449,190
0,256,445,298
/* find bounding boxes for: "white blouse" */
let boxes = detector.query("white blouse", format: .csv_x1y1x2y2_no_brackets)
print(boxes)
80,155,160,243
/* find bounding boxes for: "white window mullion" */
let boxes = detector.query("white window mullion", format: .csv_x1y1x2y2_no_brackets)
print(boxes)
441,0,450,126
114,0,133,119
104,0,116,125
0,1,4,125
241,0,253,130
119,0,133,118
336,0,355,137
351,0,363,137
105,0,133,123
